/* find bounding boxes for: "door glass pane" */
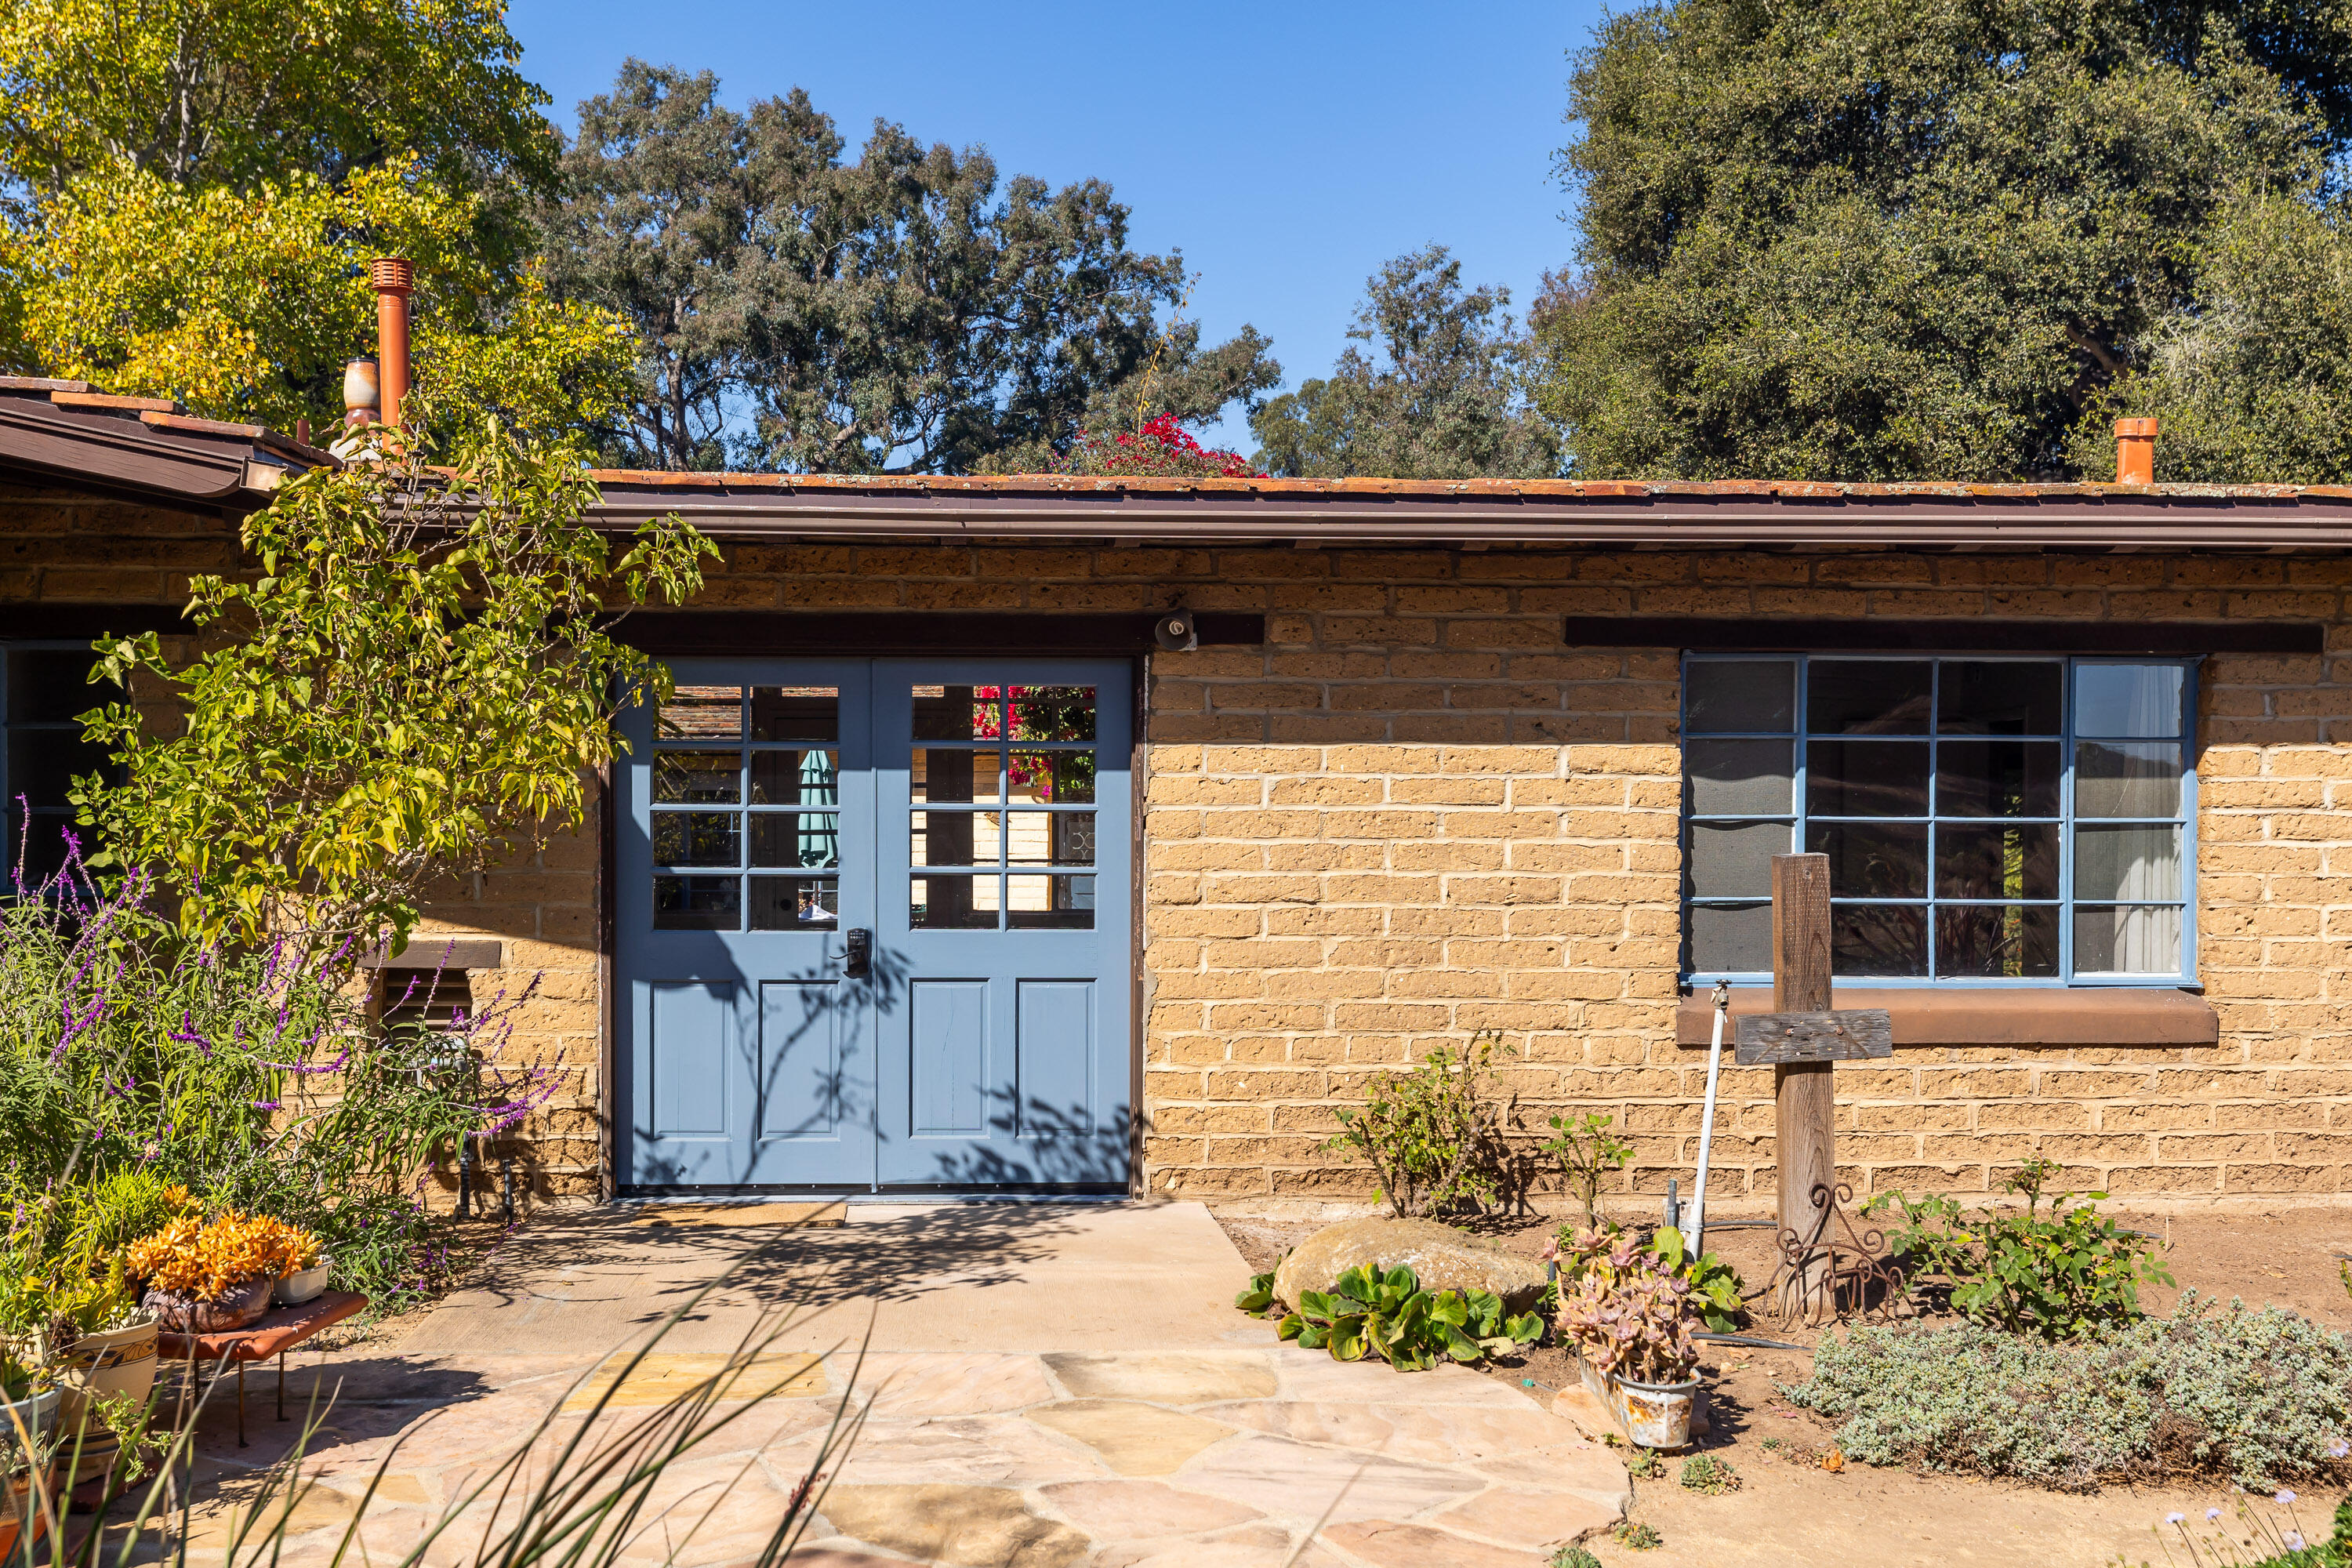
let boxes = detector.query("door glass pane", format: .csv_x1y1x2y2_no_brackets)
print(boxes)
1936,905,2060,978
914,750,998,804
660,685,742,739
913,684,999,740
1809,661,1933,734
2074,665,2183,737
1808,822,1928,898
1689,902,1769,971
654,751,741,804
1010,811,1095,866
912,874,997,928
1807,740,1929,816
751,748,839,805
750,876,837,929
1687,821,1786,898
2074,906,2184,973
2074,825,2183,901
750,686,839,742
1935,741,2060,818
912,811,990,866
1934,822,2060,901
1008,686,1095,742
1011,751,1095,804
1008,875,1094,928
1686,660,1795,734
750,812,840,869
1831,904,1927,976
652,811,739,867
655,874,739,930
2075,742,2182,817
1936,662,2060,735
1684,739,1793,816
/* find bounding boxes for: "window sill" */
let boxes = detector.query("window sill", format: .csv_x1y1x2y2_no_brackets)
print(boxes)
1672,986,2218,1048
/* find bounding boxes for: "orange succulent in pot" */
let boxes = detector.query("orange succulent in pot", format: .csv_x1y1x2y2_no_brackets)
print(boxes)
125,1211,321,1332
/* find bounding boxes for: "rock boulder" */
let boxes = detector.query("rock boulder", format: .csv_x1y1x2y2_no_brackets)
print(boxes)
1270,1216,1550,1313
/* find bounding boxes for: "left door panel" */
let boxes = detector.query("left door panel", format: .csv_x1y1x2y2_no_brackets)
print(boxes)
617,662,876,1189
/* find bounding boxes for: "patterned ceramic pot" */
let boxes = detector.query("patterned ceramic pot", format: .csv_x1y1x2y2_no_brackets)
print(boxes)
55,1316,158,1483
142,1276,273,1334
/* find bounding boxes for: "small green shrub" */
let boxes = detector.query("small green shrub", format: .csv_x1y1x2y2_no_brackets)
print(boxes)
1781,1295,2352,1490
1645,1225,1747,1331
1679,1452,1741,1494
1541,1110,1630,1228
1867,1156,2172,1339
1277,1262,1542,1371
1325,1033,1507,1218
1548,1548,1604,1568
1613,1520,1664,1549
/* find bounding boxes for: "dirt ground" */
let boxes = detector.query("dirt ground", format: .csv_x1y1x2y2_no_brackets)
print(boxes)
1216,1206,2352,1568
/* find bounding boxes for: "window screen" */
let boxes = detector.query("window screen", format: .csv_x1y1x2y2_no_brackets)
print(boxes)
1681,655,2194,984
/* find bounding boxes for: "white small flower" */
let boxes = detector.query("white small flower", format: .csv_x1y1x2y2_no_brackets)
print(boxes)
2285,1533,2306,1552
2277,1490,2298,1505
2207,1508,2223,1523
2165,1512,2185,1526
2332,1439,2350,1461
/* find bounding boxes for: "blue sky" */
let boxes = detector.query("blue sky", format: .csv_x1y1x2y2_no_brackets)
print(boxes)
504,0,1606,456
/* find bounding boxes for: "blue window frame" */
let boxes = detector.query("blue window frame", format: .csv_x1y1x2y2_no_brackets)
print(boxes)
1681,653,2198,987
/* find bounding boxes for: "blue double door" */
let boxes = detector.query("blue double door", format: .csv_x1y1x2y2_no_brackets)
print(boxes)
616,659,1132,1191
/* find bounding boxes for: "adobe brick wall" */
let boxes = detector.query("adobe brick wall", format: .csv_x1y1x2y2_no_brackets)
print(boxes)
13,474,2352,1212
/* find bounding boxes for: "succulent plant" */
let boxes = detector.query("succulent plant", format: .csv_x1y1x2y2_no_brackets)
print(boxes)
1552,1225,1700,1385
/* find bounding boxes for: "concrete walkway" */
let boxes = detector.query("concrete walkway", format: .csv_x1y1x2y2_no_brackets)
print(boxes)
178,1203,1628,1566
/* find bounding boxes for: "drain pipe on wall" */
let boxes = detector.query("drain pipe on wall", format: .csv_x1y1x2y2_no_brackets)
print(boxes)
1679,980,1731,1258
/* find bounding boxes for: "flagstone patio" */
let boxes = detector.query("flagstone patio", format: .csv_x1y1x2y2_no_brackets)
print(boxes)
164,1202,1627,1566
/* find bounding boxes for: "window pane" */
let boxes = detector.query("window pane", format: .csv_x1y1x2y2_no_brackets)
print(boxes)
2075,742,2181,818
1689,902,1770,971
912,875,997,928
1808,822,1928,898
652,751,741,804
5,731,111,804
750,812,840,869
1008,874,1095,928
1685,660,1795,734
1008,811,1096,867
914,749,998,804
1008,686,1095,742
6,649,99,724
1807,740,1929,817
1937,905,2060,978
913,684,999,740
1809,661,1933,734
750,686,839,742
912,810,990,867
654,875,739,930
1688,821,1788,898
1831,904,1927,977
652,811,739,867
1935,822,2060,901
751,748,839,805
2074,664,2183,738
659,685,742,739
749,876,837,929
1685,739,1793,816
1011,750,1095,805
1936,662,2060,735
1936,741,2060,818
2074,824,2182,902
2074,906,2184,974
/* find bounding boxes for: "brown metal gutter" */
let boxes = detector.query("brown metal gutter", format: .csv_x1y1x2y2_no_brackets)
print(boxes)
584,483,2352,550
0,397,253,501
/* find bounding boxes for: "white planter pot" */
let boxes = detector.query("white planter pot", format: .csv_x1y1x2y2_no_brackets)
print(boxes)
0,1387,58,1456
56,1316,158,1483
1569,1350,1702,1449
274,1260,331,1306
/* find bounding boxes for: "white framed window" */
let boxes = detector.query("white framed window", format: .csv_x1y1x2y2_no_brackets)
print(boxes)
1681,653,2197,985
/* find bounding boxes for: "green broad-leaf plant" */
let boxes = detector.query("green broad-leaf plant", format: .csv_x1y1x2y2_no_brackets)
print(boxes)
74,416,717,966
1278,1263,1542,1373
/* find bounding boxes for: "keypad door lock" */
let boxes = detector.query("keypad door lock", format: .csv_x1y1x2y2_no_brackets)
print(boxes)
843,928,873,978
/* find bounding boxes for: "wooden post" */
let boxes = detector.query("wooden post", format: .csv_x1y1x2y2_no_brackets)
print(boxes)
1772,855,1836,1289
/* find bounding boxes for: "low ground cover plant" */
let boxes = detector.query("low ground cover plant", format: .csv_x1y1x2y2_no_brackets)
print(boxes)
1679,1452,1740,1494
1272,1262,1541,1371
1782,1295,2352,1490
1867,1157,2172,1338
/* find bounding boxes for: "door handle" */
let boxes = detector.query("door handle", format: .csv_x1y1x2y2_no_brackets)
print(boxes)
843,928,873,978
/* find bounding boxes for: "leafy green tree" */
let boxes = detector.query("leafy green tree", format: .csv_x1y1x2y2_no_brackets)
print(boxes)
539,60,1279,473
76,423,716,960
1250,246,1556,479
1537,0,2336,479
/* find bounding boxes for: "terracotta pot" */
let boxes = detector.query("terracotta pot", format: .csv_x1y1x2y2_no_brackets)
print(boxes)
55,1317,158,1483
0,1468,51,1558
274,1259,332,1307
142,1276,273,1334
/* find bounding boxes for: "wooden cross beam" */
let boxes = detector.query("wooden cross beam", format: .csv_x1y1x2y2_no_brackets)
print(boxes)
1744,855,1892,1281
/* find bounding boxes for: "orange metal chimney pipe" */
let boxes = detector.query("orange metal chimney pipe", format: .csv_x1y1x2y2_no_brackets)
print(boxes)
370,257,414,428
2114,416,2158,485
